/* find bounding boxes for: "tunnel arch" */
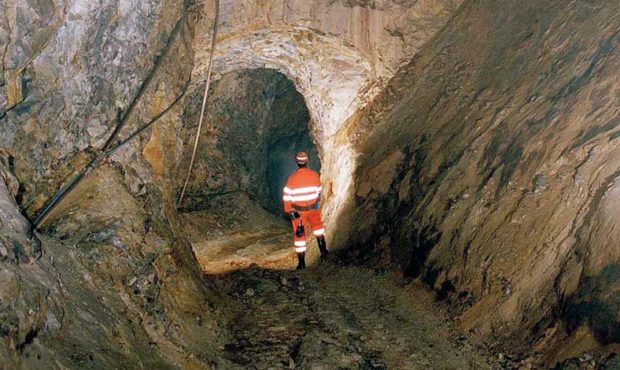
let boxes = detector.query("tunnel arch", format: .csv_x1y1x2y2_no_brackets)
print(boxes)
178,67,321,215
191,27,379,248
193,27,376,137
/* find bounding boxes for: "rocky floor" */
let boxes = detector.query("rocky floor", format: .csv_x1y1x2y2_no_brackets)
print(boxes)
181,193,295,274
209,263,493,369
181,198,495,369
180,197,620,370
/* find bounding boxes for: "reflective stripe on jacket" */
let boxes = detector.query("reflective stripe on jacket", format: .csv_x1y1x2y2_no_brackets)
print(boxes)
282,168,321,212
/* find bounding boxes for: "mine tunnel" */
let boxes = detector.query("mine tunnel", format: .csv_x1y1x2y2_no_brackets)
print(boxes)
177,68,320,216
1,0,620,369
177,68,322,273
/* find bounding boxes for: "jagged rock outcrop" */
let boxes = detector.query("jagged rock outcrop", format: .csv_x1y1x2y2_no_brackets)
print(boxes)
1,0,228,367
0,0,206,219
345,0,620,361
197,0,462,82
0,150,40,263
0,160,227,368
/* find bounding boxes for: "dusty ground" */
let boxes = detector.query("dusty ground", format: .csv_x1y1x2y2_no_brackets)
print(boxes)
181,193,294,274
211,265,494,369
181,195,620,369
181,197,495,369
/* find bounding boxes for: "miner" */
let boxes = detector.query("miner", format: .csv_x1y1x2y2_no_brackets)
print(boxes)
282,151,329,269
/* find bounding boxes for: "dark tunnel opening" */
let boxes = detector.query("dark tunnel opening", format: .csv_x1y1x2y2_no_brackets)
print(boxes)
175,68,322,273
265,131,320,215
178,68,320,217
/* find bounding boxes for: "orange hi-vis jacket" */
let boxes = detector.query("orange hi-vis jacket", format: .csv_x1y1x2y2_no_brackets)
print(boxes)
282,168,322,213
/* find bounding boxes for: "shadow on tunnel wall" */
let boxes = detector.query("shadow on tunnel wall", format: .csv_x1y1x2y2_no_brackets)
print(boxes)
563,264,620,345
328,0,620,358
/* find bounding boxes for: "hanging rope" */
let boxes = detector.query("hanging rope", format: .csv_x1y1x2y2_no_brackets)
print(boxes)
177,0,220,208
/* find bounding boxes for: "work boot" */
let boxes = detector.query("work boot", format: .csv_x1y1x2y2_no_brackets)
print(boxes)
296,252,306,270
317,236,329,259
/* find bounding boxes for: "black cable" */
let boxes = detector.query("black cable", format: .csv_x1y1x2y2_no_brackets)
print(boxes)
105,82,189,156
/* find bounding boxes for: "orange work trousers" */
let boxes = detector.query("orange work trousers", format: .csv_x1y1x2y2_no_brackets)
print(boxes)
290,209,325,253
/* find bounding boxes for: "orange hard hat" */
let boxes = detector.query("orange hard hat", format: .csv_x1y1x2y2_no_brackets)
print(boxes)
295,151,309,164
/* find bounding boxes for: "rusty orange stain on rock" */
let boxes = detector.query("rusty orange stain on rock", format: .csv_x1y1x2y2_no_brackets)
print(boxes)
143,126,165,177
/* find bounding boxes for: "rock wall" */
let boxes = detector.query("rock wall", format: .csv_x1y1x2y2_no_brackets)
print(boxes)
346,0,620,359
1,0,191,217
0,156,226,368
0,0,228,366
0,0,467,365
3,0,617,365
